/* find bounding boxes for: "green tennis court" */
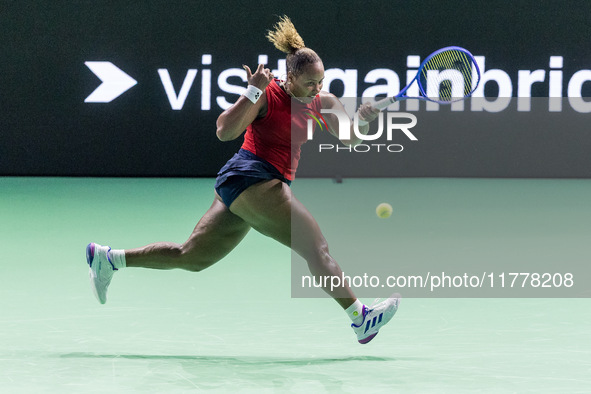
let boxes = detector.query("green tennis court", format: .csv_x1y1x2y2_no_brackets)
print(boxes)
1,177,589,393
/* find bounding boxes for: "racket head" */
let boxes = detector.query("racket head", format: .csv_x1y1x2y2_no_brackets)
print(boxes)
416,46,481,104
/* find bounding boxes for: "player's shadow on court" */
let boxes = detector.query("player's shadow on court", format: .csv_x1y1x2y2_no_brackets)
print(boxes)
60,352,421,365
61,352,427,390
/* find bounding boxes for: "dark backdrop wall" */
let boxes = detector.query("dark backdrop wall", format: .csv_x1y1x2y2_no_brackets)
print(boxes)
1,0,590,177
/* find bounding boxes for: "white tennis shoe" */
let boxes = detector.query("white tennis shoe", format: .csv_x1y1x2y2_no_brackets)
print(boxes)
352,294,401,344
86,243,117,304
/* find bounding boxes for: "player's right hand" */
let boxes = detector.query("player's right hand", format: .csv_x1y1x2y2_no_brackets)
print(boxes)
357,102,380,124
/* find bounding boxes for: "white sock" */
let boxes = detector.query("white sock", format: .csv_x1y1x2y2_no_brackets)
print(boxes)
345,299,365,325
108,249,126,269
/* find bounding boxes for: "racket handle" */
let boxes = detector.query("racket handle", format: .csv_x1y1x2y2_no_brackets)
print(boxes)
357,97,397,126
359,97,396,126
374,96,397,111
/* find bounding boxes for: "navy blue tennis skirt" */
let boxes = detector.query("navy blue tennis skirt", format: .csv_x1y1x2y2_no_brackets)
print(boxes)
214,149,292,208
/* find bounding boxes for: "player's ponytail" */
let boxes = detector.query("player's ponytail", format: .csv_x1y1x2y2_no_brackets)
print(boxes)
266,15,305,54
266,16,321,77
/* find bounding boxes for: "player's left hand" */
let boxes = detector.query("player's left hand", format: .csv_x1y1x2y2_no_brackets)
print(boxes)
243,64,274,91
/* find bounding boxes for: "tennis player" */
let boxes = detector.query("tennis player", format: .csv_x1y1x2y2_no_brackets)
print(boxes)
86,16,400,344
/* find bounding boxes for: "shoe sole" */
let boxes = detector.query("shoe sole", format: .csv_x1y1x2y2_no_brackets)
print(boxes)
359,332,378,344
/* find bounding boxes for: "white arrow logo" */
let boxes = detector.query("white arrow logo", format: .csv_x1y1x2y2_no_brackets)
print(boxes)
84,61,137,103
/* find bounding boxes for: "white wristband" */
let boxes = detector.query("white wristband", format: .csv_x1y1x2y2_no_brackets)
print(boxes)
243,85,263,104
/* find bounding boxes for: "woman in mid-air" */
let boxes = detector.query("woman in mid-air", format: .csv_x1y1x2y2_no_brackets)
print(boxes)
86,16,399,344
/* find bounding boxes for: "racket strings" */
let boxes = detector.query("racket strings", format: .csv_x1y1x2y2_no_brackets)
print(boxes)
420,50,477,102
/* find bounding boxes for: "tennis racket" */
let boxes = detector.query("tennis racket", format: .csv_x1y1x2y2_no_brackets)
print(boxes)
365,46,480,116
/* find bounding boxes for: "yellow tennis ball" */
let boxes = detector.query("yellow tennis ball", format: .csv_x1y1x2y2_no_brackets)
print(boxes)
376,203,393,218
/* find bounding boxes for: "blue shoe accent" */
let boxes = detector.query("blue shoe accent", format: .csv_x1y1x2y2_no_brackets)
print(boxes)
86,243,95,267
106,247,117,271
351,305,370,329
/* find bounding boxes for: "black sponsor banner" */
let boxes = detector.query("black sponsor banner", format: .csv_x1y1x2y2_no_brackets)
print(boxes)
2,1,591,177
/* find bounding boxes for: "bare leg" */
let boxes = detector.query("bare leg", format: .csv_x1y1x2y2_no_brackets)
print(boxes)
125,197,251,272
229,179,357,309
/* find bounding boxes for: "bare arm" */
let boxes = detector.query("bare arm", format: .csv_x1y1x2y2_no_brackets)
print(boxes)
216,64,275,141
320,93,379,146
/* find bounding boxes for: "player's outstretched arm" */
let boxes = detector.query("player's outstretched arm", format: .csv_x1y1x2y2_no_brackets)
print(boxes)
320,92,379,146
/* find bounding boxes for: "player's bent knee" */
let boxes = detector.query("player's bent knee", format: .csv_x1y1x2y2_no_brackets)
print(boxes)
178,243,224,273
176,244,206,272
301,240,332,267
184,263,207,273
181,255,212,273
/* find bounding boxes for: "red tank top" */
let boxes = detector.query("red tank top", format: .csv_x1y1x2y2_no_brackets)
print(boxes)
240,80,322,181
